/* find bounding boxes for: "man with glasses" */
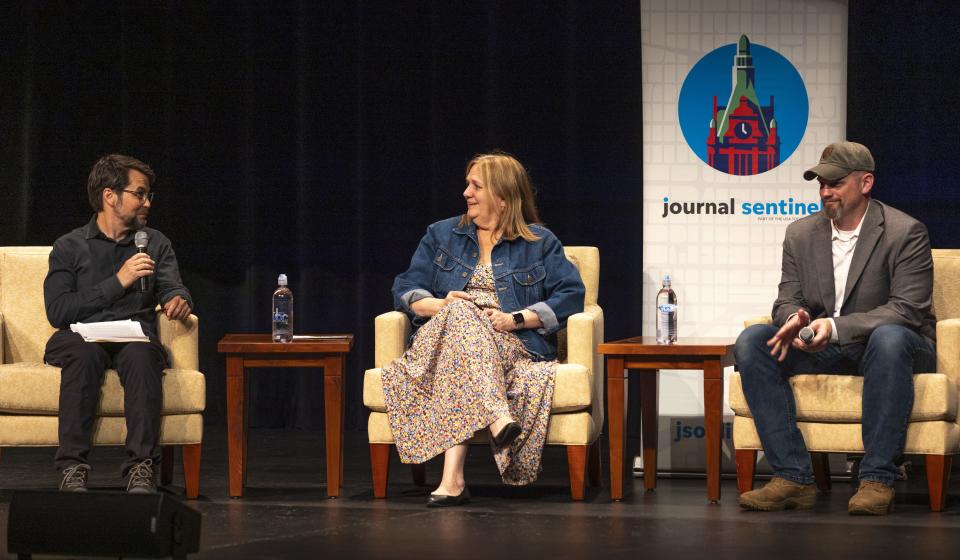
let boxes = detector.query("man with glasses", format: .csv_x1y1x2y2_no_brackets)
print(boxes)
43,154,193,494
735,141,936,515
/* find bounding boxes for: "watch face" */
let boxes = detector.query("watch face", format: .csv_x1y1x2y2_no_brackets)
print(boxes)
734,121,753,139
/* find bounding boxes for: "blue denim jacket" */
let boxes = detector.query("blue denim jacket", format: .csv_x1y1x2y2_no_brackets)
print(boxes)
392,216,585,361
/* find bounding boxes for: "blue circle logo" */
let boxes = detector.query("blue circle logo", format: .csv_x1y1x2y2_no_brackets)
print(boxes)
678,35,808,176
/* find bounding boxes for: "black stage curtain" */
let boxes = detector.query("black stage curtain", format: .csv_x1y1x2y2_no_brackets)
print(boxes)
0,1,643,429
847,0,960,246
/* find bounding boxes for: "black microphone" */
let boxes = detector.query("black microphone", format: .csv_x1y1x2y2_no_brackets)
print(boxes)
799,326,814,344
134,231,149,293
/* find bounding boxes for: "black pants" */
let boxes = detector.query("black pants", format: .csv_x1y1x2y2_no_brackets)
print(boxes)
44,330,167,476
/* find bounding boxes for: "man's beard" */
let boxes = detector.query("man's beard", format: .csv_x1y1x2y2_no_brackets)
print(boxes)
822,200,843,221
115,200,147,230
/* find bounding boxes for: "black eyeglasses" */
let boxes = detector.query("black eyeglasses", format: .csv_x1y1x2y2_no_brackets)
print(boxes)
121,189,155,203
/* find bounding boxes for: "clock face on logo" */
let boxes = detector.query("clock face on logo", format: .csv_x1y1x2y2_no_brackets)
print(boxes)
734,121,753,139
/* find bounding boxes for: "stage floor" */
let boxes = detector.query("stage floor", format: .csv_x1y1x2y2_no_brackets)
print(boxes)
4,428,960,559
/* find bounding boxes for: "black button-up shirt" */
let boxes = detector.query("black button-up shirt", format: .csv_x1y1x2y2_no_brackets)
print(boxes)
43,216,193,337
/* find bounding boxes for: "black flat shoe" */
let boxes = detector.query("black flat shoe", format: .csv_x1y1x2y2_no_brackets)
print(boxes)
489,421,522,452
427,487,470,508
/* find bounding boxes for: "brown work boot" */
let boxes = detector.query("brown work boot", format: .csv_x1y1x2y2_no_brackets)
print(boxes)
848,480,895,515
739,477,817,511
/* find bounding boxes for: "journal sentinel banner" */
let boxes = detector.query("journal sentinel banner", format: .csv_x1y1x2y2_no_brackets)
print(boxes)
640,0,848,472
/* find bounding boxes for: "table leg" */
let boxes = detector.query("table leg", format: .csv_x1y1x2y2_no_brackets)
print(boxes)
606,356,626,501
703,359,724,503
638,369,659,492
339,356,346,487
226,355,247,498
324,355,345,498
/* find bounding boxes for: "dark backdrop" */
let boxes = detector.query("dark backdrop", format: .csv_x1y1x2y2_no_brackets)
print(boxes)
1,1,957,431
0,1,644,429
846,1,960,244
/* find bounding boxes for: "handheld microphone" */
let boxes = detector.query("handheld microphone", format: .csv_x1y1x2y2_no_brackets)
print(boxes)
799,326,814,344
134,231,149,293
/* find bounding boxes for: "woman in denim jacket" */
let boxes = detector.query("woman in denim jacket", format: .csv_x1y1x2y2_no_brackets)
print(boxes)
381,152,585,507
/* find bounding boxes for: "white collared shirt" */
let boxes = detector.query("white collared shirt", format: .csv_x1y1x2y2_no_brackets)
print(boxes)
827,213,866,341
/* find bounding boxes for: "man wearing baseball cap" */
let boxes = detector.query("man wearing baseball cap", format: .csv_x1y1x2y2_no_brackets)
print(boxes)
735,141,937,515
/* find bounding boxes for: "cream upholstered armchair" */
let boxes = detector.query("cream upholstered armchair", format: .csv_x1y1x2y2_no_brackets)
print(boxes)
363,246,604,500
730,249,960,511
0,247,205,498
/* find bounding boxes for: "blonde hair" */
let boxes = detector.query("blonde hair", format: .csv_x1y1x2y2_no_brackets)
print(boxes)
459,152,541,241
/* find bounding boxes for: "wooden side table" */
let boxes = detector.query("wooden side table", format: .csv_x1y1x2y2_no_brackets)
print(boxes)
217,334,354,498
598,337,735,503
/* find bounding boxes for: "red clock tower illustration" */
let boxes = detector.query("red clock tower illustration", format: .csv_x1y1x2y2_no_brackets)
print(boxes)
706,35,780,175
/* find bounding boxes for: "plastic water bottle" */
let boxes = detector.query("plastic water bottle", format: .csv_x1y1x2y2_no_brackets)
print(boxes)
272,274,293,343
656,274,677,344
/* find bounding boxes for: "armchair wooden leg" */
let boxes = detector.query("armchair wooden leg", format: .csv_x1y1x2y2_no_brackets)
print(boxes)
181,443,201,500
370,443,391,498
411,464,426,486
925,454,952,512
588,439,602,488
567,445,588,501
735,449,757,494
810,452,831,493
161,446,175,486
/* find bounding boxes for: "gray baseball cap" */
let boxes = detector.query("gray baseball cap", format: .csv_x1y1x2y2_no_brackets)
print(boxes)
803,141,875,181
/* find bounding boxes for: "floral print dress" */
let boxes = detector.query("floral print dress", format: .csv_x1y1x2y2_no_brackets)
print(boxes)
381,264,556,485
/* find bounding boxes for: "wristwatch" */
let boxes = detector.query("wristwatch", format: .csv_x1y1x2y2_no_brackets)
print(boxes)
512,312,525,328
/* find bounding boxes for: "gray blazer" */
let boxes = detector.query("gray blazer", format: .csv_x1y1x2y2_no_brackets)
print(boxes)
772,199,936,346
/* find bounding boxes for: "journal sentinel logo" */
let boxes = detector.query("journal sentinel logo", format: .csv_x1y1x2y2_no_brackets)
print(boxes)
678,34,808,175
672,420,733,442
661,196,821,220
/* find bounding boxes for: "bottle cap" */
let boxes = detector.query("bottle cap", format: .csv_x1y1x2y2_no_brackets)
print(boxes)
662,274,672,285
278,274,288,286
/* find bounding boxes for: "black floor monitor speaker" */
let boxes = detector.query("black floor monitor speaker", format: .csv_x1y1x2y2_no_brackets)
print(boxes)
7,490,201,559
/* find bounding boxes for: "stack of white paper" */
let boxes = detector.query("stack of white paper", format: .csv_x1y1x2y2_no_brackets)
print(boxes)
70,319,149,343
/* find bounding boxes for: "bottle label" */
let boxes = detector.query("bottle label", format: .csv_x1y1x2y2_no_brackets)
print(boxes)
273,308,289,323
658,304,677,313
